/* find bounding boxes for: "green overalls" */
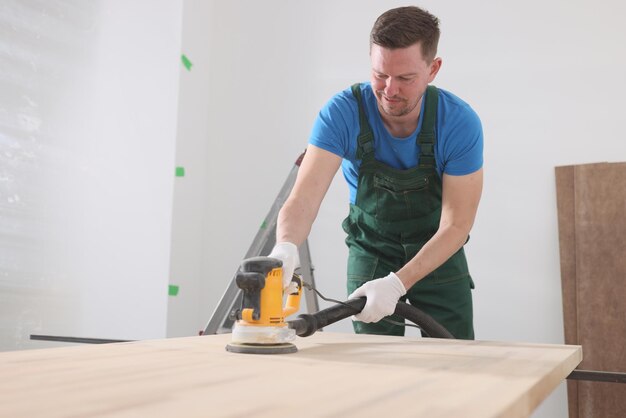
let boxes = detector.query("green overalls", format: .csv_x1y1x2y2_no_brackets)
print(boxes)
342,84,475,340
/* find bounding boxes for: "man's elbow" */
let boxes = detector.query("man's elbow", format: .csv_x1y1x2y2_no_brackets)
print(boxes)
439,218,475,247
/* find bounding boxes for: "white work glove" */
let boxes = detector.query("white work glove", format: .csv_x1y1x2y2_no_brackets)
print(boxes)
268,242,300,290
348,272,407,323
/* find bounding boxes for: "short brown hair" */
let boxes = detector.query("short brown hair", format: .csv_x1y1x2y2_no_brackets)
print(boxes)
370,6,440,61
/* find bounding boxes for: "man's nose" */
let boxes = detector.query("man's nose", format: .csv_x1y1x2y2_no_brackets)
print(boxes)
385,78,399,97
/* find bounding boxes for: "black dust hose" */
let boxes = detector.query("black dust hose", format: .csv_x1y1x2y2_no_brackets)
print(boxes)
288,297,454,339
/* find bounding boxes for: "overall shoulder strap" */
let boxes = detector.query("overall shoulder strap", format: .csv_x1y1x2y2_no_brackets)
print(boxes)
417,85,439,168
350,83,374,160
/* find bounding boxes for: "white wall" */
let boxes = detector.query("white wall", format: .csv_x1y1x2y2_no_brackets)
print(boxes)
0,0,182,349
167,0,213,337
172,1,626,417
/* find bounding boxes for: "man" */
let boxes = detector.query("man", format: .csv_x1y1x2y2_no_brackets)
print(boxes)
269,6,483,339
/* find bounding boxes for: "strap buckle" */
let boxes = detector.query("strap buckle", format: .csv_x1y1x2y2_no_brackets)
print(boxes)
356,131,374,159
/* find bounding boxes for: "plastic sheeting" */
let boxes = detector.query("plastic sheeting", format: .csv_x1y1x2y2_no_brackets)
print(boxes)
0,0,181,351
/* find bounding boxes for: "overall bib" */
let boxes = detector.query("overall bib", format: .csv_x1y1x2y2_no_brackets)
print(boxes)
342,84,475,340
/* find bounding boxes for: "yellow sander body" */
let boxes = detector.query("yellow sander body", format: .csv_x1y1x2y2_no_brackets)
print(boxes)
226,257,302,354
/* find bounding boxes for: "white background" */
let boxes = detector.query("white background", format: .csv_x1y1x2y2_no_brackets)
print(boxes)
2,1,625,417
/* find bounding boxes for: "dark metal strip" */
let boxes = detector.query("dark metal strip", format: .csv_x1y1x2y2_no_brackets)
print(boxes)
567,369,626,383
30,335,133,344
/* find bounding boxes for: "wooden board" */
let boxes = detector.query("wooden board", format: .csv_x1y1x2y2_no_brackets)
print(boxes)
555,162,626,416
0,333,581,417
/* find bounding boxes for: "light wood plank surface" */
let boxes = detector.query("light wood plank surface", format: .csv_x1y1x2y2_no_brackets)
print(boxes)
0,333,581,417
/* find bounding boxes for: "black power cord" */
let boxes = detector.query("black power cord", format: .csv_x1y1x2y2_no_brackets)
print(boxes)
301,281,422,331
291,281,454,339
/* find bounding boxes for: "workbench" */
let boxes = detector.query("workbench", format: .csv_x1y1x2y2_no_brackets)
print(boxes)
0,332,581,417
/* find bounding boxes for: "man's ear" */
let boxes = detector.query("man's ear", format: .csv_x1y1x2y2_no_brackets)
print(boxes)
428,57,442,82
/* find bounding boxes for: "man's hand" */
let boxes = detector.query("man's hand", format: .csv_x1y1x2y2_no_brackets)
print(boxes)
348,272,407,323
268,242,300,289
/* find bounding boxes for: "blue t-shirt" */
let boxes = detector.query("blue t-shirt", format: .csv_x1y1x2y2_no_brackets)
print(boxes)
309,83,483,203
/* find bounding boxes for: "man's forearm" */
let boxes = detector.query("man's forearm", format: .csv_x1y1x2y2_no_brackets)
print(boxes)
274,145,342,247
275,197,317,246
395,224,470,290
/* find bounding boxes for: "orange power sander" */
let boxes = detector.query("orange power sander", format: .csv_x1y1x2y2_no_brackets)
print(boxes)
226,256,303,354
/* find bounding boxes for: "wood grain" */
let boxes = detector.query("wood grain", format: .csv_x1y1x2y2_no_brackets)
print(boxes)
555,162,626,417
0,333,581,418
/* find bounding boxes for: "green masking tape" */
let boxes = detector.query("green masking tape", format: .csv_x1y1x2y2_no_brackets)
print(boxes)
168,285,179,296
175,167,185,177
181,54,192,71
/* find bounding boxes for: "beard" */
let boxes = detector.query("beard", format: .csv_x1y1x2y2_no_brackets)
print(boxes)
375,91,421,118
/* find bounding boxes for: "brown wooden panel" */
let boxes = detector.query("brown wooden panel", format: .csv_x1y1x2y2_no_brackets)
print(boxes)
556,162,626,418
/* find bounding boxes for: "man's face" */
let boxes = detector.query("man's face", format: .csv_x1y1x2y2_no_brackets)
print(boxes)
370,43,441,119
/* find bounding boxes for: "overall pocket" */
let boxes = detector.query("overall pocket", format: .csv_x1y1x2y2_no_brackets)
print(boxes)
346,253,379,295
432,247,470,284
373,173,430,221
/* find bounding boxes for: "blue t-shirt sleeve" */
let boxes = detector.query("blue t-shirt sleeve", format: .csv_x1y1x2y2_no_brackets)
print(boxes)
309,89,358,159
438,98,483,176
